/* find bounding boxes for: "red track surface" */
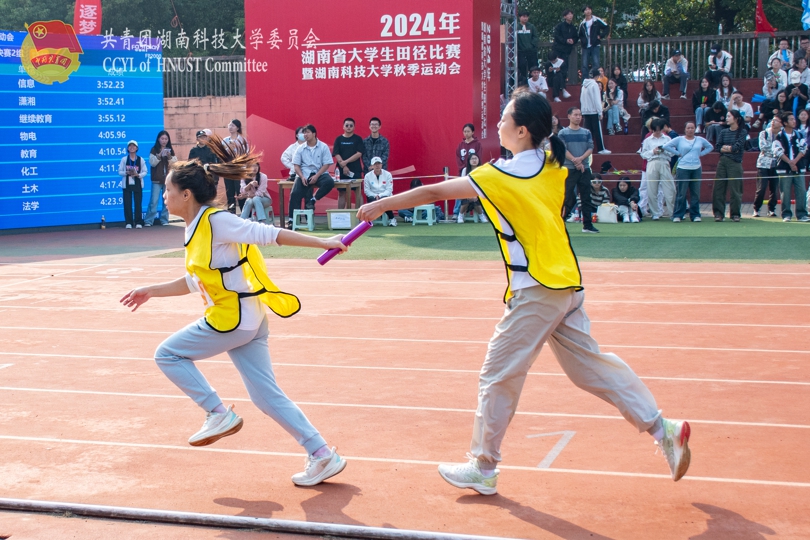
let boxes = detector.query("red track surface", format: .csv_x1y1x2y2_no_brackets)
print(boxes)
0,257,808,539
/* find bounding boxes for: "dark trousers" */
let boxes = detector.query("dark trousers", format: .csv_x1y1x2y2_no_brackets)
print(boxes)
289,173,335,216
564,167,594,226
581,46,600,79
122,187,144,226
582,114,605,152
548,71,565,98
367,195,394,219
224,179,240,213
662,73,688,96
517,49,535,82
551,49,571,82
712,156,743,218
673,167,702,220
754,168,779,213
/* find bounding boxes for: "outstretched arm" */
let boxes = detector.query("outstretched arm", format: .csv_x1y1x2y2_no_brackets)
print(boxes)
120,276,191,312
276,229,347,251
357,178,477,221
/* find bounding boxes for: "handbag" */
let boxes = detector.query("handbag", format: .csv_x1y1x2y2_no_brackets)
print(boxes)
596,204,618,223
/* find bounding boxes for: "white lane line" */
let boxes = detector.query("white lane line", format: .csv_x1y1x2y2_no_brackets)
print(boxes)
1,386,808,429
2,352,807,386
527,431,577,469
0,434,807,488
0,364,12,370
0,264,105,290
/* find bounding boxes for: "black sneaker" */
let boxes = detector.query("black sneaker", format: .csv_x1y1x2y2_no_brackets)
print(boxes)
305,199,316,210
582,225,600,233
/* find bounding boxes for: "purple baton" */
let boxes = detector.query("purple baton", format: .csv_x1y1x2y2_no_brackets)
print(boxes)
317,221,373,265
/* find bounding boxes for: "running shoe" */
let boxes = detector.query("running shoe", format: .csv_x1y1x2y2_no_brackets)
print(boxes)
188,405,243,447
291,447,347,486
562,90,572,99
655,419,691,481
438,456,499,495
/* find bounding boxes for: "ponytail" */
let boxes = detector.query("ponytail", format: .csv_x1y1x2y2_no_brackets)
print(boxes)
547,134,567,167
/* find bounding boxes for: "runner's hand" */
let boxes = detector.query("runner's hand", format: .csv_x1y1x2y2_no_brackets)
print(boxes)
120,287,152,312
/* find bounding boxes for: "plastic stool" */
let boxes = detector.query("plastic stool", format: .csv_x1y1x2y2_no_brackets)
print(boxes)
372,213,390,226
412,205,435,226
461,209,480,223
292,209,314,231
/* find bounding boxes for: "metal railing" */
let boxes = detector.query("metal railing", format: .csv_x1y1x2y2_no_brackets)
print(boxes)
162,55,246,98
537,30,806,83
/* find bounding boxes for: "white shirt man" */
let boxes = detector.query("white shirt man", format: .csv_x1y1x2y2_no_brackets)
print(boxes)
730,93,754,125
527,68,549,96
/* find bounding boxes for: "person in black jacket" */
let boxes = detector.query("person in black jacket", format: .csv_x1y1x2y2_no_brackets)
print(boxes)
552,9,577,94
692,78,717,134
578,5,609,79
612,177,640,222
517,10,539,83
640,101,670,139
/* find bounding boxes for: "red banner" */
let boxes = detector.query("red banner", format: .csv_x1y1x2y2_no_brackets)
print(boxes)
73,0,102,36
245,0,501,209
26,20,83,53
755,0,777,35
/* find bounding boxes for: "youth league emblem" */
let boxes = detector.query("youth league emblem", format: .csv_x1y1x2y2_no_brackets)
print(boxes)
21,20,84,85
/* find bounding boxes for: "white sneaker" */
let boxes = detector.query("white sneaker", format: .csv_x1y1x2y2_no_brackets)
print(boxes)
562,90,572,99
457,214,465,223
693,216,701,222
554,97,562,102
630,213,640,223
784,217,791,222
672,217,681,223
188,405,243,447
479,212,488,223
598,149,612,155
291,447,347,486
135,224,143,229
438,456,499,495
655,419,692,481
404,216,413,223
623,214,630,223
799,216,810,222
566,213,579,223
125,224,132,229
389,218,397,227
651,215,660,221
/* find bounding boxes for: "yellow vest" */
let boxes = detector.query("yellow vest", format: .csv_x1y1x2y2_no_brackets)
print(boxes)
185,208,301,332
469,157,582,302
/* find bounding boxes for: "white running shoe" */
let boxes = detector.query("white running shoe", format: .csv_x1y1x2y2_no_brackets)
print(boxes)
125,224,132,229
135,224,143,229
562,90,572,99
457,214,465,223
479,212,488,223
291,447,347,486
188,405,243,447
598,149,612,154
438,456,499,495
631,213,640,223
389,218,398,226
693,216,701,222
554,97,562,102
623,213,630,223
655,419,692,481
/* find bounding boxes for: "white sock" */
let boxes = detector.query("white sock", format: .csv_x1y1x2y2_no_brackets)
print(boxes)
648,417,665,441
480,468,495,478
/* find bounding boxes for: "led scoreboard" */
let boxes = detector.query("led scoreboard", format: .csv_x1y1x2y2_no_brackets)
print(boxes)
0,27,164,231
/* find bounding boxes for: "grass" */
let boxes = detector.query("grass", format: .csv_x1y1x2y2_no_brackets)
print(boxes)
156,217,810,263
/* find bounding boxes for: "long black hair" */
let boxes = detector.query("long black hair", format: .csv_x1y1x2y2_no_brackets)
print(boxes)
508,89,566,166
150,130,174,155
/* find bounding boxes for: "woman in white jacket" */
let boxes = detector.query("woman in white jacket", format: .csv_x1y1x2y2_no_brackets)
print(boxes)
580,78,610,154
363,157,396,226
119,140,149,228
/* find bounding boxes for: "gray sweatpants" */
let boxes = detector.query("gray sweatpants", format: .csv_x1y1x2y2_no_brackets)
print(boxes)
471,286,660,470
155,315,327,454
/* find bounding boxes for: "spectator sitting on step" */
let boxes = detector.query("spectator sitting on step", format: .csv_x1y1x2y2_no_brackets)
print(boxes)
527,66,549,98
765,57,788,92
594,67,609,93
768,37,794,73
789,57,810,88
794,35,810,64
611,177,641,222
640,100,670,139
705,43,733,88
457,153,488,223
363,156,396,227
787,71,809,114
637,80,661,115
730,92,755,129
693,77,717,134
546,52,567,102
760,89,791,127
663,49,689,100
611,65,629,106
603,78,624,135
703,101,728,146
715,74,737,106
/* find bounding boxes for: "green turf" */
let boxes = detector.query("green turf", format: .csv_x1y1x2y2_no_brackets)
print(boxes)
155,217,810,262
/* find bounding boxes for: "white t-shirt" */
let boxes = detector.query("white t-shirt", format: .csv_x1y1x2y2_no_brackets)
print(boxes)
731,102,754,121
185,206,281,330
468,149,549,291
528,76,549,94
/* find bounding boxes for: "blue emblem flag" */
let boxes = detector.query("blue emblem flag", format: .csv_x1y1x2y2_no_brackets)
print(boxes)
804,0,810,30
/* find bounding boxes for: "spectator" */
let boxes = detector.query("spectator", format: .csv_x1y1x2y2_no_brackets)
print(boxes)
222,119,246,214
765,58,788,91
188,129,218,168
551,9,577,95
798,109,810,139
612,177,640,222
119,140,147,229
238,164,273,224
768,38,794,72
527,66,549,97
333,117,364,208
455,123,482,175
362,117,390,172
754,115,783,218
640,118,676,220
789,57,810,87
604,78,624,135
586,175,611,207
578,5,608,79
730,92,754,127
786,71,809,115
281,126,306,172
663,49,689,100
363,156,396,226
794,35,810,63
516,9,539,83
761,89,790,126
640,100,670,140
456,153,488,223
145,130,176,226
611,66,629,105
551,115,561,135
703,101,728,146
716,74,736,106
559,107,599,232
712,110,748,222
705,43,733,87
289,124,335,225
581,78,610,154
693,77,717,134
774,112,809,222
594,67,609,92
637,80,661,115
757,74,782,130
546,52,567,102
663,121,713,222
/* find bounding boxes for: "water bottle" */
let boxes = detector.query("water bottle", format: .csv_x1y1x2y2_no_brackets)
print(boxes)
334,167,340,183
101,215,106,229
